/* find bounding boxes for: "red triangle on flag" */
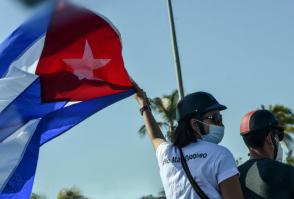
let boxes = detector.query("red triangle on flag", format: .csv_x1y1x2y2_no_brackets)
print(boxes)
36,2,133,102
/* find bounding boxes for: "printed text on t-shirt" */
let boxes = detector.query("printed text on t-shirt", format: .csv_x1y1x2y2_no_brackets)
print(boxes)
162,153,208,166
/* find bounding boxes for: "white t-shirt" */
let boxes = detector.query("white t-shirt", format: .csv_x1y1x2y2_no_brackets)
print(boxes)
156,140,239,199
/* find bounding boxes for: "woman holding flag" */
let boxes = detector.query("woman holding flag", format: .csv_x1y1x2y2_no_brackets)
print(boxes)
134,83,243,199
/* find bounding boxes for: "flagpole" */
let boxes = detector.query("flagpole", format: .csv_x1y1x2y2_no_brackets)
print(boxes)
167,0,185,100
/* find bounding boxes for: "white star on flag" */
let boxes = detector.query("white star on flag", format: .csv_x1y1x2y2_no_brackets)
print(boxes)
63,40,111,81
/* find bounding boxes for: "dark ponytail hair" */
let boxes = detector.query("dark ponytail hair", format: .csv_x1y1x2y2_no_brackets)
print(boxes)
170,116,198,148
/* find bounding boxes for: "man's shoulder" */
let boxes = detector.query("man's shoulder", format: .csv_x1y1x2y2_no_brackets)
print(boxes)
238,158,294,178
261,159,294,175
238,159,294,199
238,159,276,170
255,158,293,170
238,159,256,170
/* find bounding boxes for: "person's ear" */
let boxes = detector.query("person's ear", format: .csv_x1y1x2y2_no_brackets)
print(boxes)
265,133,274,147
190,118,199,132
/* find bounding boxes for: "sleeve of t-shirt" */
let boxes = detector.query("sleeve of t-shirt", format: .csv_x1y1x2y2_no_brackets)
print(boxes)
155,142,170,165
215,147,239,184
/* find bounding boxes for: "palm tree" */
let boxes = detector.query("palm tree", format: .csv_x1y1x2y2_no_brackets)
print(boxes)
138,90,177,199
140,189,166,199
140,195,166,199
30,193,46,199
57,187,89,199
138,91,176,199
261,104,294,165
138,90,178,139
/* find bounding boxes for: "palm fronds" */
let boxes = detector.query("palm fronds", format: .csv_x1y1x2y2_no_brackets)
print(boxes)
138,90,178,138
262,104,294,165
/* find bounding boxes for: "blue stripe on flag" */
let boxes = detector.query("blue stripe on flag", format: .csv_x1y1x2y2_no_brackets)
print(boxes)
0,79,66,143
0,89,134,198
0,124,41,199
0,5,52,77
39,89,135,145
0,177,35,199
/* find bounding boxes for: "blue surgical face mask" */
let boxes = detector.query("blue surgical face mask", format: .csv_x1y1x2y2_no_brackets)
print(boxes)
196,120,225,144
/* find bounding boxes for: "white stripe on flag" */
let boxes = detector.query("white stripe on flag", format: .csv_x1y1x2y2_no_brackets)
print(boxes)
0,119,41,192
6,36,45,76
0,70,37,112
0,35,43,112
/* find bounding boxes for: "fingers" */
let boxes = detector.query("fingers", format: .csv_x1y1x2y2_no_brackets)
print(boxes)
139,89,147,99
131,79,150,105
131,79,144,94
130,78,140,90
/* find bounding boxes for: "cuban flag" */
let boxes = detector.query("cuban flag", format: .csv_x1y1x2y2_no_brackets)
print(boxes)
0,1,134,198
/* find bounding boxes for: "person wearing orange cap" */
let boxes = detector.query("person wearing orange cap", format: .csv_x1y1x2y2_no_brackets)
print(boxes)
238,109,294,199
134,82,243,199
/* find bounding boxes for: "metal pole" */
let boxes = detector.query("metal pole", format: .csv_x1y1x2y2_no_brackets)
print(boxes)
167,0,185,100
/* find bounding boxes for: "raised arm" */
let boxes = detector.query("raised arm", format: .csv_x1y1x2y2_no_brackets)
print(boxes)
133,82,166,150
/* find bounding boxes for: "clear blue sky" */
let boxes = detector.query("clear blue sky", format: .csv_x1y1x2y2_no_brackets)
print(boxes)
1,0,294,198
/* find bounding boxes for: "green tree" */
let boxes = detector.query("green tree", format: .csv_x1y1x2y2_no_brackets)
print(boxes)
138,90,178,139
30,193,46,199
140,195,165,199
262,104,294,164
140,189,166,199
57,187,89,199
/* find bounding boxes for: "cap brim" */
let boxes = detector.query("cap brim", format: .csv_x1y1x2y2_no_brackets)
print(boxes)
205,104,227,113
